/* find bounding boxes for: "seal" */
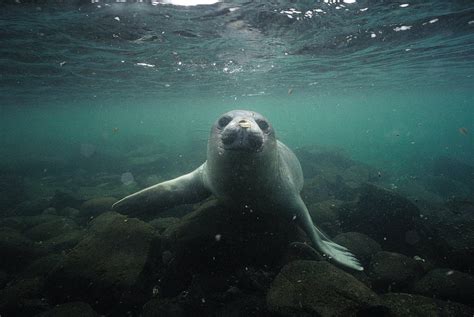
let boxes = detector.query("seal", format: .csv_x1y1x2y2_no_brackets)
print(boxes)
112,110,363,271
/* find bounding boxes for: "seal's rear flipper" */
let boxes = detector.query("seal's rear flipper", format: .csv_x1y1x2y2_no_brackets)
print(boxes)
112,163,211,217
293,196,364,271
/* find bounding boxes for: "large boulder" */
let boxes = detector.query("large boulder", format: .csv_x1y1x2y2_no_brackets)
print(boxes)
338,183,427,254
380,292,474,317
36,301,99,317
160,200,301,296
368,251,426,292
80,197,117,217
0,227,47,273
45,212,160,314
333,232,381,267
0,277,47,316
412,268,474,305
266,260,380,316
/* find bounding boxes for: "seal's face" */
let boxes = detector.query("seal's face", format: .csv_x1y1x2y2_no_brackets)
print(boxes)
211,110,276,155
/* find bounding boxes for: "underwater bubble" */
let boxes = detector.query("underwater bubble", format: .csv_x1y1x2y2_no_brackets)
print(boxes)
215,234,222,241
121,172,135,185
80,143,96,158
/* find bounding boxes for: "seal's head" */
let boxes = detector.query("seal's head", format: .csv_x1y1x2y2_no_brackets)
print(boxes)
209,110,276,157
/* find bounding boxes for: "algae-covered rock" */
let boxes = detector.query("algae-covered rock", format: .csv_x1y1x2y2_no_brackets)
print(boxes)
149,217,180,234
368,251,425,292
45,211,160,313
333,232,381,267
36,301,99,317
0,227,47,273
412,268,474,305
80,197,117,216
160,200,300,296
338,183,424,254
0,277,47,316
24,217,78,241
266,260,380,316
380,292,474,317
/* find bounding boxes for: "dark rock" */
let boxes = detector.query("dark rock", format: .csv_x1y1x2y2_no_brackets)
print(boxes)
149,217,180,233
23,254,65,278
368,251,426,292
0,277,48,316
266,260,380,316
412,268,474,305
380,292,474,317
0,270,8,289
280,241,323,266
50,190,83,210
307,200,342,236
160,200,300,296
429,211,474,272
41,207,57,216
57,207,80,218
80,196,117,217
424,175,470,199
24,217,78,241
36,301,99,317
10,198,50,216
42,229,85,252
338,183,427,254
142,298,186,317
334,232,381,267
0,227,47,273
433,156,474,192
45,212,160,314
0,174,25,211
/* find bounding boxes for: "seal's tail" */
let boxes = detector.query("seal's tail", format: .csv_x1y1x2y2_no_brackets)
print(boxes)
313,225,364,271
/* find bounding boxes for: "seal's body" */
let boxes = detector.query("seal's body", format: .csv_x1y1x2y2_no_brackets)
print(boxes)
113,110,363,271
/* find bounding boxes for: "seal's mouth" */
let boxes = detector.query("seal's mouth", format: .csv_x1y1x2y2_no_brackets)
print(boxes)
221,128,264,153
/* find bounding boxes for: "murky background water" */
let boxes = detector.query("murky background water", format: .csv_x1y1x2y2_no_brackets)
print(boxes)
1,1,473,316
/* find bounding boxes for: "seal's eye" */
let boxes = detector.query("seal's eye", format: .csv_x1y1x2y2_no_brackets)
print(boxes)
218,116,232,128
256,119,269,131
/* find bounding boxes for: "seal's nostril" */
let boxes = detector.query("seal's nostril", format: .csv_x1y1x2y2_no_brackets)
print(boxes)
239,120,251,128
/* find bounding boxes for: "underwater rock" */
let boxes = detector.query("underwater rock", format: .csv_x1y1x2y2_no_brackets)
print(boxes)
433,156,474,192
297,146,379,203
35,301,99,317
412,268,474,305
429,211,474,272
0,227,47,273
56,206,81,218
9,198,50,216
333,232,381,267
307,200,342,236
41,229,85,252
149,217,180,234
380,292,474,317
0,270,8,289
338,183,425,254
142,298,186,317
423,175,471,200
50,190,83,210
22,254,65,278
266,260,380,316
24,217,78,241
45,211,160,314
0,174,25,211
80,196,117,217
368,251,426,293
160,200,300,297
0,277,47,316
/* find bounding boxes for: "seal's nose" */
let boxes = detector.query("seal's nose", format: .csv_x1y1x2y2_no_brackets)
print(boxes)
239,119,251,129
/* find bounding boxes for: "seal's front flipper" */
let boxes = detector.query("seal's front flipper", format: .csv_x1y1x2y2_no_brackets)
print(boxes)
293,196,364,271
112,163,211,217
